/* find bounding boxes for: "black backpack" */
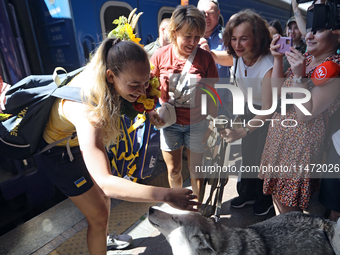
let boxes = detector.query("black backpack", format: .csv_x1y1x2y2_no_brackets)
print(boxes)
0,67,83,159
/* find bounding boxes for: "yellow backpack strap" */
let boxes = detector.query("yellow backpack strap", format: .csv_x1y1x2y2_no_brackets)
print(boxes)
127,164,137,177
128,113,146,133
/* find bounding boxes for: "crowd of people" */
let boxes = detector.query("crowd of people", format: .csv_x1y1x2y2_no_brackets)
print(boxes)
149,0,340,223
1,0,340,254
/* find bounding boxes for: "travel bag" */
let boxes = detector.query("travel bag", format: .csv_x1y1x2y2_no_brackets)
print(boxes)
0,67,83,159
109,113,160,182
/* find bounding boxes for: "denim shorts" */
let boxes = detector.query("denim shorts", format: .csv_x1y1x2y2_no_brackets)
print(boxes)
160,119,208,153
39,140,94,197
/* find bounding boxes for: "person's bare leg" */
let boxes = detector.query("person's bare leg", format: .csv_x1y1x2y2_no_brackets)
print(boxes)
272,195,302,215
186,148,204,197
70,184,110,255
162,147,183,188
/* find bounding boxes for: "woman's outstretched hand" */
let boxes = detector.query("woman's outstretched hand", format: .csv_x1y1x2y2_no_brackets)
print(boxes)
164,188,201,212
147,110,164,127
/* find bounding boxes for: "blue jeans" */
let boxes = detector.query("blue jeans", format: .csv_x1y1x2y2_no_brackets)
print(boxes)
160,119,208,153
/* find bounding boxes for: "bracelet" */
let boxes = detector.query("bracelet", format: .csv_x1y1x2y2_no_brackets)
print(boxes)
243,126,250,135
292,75,308,84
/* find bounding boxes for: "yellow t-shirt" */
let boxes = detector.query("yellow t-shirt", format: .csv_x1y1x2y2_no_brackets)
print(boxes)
43,98,79,147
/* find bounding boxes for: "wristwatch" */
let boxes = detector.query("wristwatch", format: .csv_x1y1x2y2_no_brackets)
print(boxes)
292,76,308,83
243,126,250,135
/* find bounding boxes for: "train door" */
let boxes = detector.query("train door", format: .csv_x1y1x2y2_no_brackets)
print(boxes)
0,0,30,84
27,0,81,74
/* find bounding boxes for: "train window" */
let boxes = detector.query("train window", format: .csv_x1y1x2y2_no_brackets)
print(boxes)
158,6,175,28
100,1,140,39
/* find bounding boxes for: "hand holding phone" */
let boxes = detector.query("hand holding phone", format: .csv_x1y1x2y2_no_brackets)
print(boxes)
275,37,292,54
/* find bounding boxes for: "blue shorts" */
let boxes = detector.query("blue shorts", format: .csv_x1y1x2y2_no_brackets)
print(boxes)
39,140,94,197
160,119,208,153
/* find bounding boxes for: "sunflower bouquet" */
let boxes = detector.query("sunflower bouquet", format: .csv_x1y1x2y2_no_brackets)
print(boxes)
108,8,160,119
108,9,143,47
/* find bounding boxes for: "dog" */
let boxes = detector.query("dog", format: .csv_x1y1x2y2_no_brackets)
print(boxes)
148,206,340,255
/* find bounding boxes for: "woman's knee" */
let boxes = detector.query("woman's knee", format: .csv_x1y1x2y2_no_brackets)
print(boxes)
168,167,182,177
86,204,110,228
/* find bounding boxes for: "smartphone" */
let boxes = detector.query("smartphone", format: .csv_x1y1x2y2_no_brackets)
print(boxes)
275,37,292,54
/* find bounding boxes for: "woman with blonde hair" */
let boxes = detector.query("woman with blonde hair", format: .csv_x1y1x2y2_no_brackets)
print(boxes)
34,37,200,254
150,5,218,197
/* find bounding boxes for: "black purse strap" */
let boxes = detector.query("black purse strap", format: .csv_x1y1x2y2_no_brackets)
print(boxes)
232,58,238,86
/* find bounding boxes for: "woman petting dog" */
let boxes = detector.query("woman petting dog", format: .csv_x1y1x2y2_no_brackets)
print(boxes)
33,38,200,254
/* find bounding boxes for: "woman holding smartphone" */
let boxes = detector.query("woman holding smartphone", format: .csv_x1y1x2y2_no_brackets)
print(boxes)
282,16,306,74
259,3,340,215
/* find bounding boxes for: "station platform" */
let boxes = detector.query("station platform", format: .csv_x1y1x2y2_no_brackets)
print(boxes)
0,140,326,255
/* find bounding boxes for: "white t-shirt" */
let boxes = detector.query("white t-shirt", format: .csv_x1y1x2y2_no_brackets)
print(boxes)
235,54,273,106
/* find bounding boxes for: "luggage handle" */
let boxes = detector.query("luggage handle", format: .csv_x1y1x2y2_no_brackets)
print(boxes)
53,67,67,87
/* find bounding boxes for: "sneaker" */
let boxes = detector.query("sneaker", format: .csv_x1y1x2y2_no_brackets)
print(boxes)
253,204,274,216
107,233,132,250
230,196,255,209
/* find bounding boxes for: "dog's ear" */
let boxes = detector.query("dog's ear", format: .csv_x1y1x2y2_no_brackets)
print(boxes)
190,233,216,254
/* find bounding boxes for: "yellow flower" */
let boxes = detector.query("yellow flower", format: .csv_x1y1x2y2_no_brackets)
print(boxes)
130,34,143,46
143,98,155,110
108,9,143,47
0,113,11,121
150,63,155,70
150,77,159,88
149,88,161,98
124,24,133,37
137,94,147,103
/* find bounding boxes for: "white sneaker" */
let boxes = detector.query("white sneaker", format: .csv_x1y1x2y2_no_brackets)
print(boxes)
107,233,132,250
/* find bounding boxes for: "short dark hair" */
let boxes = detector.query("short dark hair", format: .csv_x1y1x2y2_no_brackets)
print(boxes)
223,9,271,59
